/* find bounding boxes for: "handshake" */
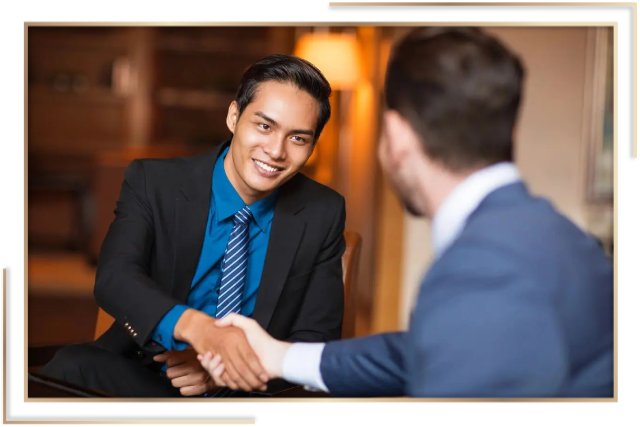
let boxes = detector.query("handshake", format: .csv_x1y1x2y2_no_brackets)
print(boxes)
153,309,289,395
197,314,290,392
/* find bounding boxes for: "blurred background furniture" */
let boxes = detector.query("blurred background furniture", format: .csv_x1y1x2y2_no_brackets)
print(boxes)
89,145,201,262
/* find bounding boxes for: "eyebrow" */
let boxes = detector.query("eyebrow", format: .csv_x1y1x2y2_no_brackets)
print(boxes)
254,111,315,137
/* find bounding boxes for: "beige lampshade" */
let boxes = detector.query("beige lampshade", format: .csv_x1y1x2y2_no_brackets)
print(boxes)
294,33,361,90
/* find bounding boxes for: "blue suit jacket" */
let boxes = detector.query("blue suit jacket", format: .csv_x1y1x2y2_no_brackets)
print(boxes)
320,183,613,397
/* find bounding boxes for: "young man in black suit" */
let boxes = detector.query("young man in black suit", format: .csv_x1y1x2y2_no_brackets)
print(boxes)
41,54,346,397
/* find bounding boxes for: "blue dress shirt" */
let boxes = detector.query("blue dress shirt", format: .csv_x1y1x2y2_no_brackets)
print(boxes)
152,146,277,351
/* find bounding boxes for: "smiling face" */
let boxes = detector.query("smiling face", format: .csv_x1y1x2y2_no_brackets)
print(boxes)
224,80,319,205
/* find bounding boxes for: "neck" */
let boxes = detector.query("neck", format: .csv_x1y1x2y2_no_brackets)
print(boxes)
414,161,474,220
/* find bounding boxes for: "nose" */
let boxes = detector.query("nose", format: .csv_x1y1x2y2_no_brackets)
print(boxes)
262,136,287,161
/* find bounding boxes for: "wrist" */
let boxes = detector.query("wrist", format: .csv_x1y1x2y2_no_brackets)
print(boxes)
174,309,209,345
273,341,292,378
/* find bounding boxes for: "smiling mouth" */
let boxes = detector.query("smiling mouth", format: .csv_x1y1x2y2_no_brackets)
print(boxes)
253,159,285,173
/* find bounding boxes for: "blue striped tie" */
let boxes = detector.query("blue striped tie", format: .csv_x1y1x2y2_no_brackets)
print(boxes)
216,206,253,319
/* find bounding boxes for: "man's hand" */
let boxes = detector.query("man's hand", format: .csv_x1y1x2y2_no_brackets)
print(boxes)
173,309,268,392
198,313,291,386
153,347,215,396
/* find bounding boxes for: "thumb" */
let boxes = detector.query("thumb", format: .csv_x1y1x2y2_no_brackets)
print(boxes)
215,313,244,327
216,313,256,332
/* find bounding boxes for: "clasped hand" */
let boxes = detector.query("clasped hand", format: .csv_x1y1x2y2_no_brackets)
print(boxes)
197,313,291,391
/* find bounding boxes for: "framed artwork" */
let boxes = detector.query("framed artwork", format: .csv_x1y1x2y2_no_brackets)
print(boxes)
585,27,614,204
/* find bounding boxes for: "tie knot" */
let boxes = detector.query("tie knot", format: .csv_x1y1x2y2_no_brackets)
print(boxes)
233,207,252,226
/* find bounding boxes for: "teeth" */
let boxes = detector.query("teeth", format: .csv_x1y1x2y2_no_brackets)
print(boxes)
255,160,279,173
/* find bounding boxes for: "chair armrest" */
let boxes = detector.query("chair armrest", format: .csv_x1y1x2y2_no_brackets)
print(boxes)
29,372,113,397
28,344,66,368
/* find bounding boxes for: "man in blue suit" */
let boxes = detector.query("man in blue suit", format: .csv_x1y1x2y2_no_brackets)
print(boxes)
198,27,614,398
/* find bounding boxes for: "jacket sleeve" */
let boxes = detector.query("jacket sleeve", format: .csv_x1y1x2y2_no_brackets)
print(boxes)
94,159,181,348
319,332,407,397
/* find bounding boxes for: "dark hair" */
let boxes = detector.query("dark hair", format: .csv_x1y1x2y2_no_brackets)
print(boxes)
385,27,525,171
235,54,332,141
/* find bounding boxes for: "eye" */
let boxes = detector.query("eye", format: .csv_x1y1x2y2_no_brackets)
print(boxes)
258,123,270,131
291,135,308,144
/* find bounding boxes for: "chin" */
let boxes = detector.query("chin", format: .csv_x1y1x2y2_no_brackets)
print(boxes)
245,175,280,194
395,185,425,217
246,181,274,195
404,201,423,217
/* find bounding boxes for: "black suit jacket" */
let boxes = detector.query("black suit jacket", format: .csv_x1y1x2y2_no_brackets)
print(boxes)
93,140,346,358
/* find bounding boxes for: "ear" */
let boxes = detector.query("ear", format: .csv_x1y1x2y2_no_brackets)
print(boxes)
226,101,239,134
383,110,422,162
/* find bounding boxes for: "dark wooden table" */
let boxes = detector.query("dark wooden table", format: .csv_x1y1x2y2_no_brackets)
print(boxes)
28,372,331,398
29,344,331,398
28,372,112,397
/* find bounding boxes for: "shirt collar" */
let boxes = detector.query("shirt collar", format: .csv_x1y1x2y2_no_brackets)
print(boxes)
213,146,278,232
431,162,521,258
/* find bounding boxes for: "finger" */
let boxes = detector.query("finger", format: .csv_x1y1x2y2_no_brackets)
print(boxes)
179,383,209,397
200,351,213,363
215,314,237,327
171,371,209,389
199,352,215,372
237,340,269,384
166,364,188,380
219,354,247,391
201,353,227,387
212,363,226,387
226,359,253,391
227,347,262,391
213,361,225,378
216,313,253,330
165,354,189,369
208,355,224,382
153,352,170,362
220,371,239,390
166,361,201,380
207,354,223,371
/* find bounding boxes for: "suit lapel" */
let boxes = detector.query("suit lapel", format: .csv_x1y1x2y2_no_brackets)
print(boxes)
252,176,306,329
172,142,228,302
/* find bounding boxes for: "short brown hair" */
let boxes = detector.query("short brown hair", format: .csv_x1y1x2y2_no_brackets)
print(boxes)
385,27,525,171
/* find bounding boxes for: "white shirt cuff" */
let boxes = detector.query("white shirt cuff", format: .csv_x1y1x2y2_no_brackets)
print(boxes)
281,342,329,393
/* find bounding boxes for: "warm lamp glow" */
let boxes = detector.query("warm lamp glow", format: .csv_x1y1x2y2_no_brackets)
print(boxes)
294,33,361,90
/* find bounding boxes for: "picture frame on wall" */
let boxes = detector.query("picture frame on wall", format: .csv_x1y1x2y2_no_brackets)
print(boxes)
584,26,614,204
